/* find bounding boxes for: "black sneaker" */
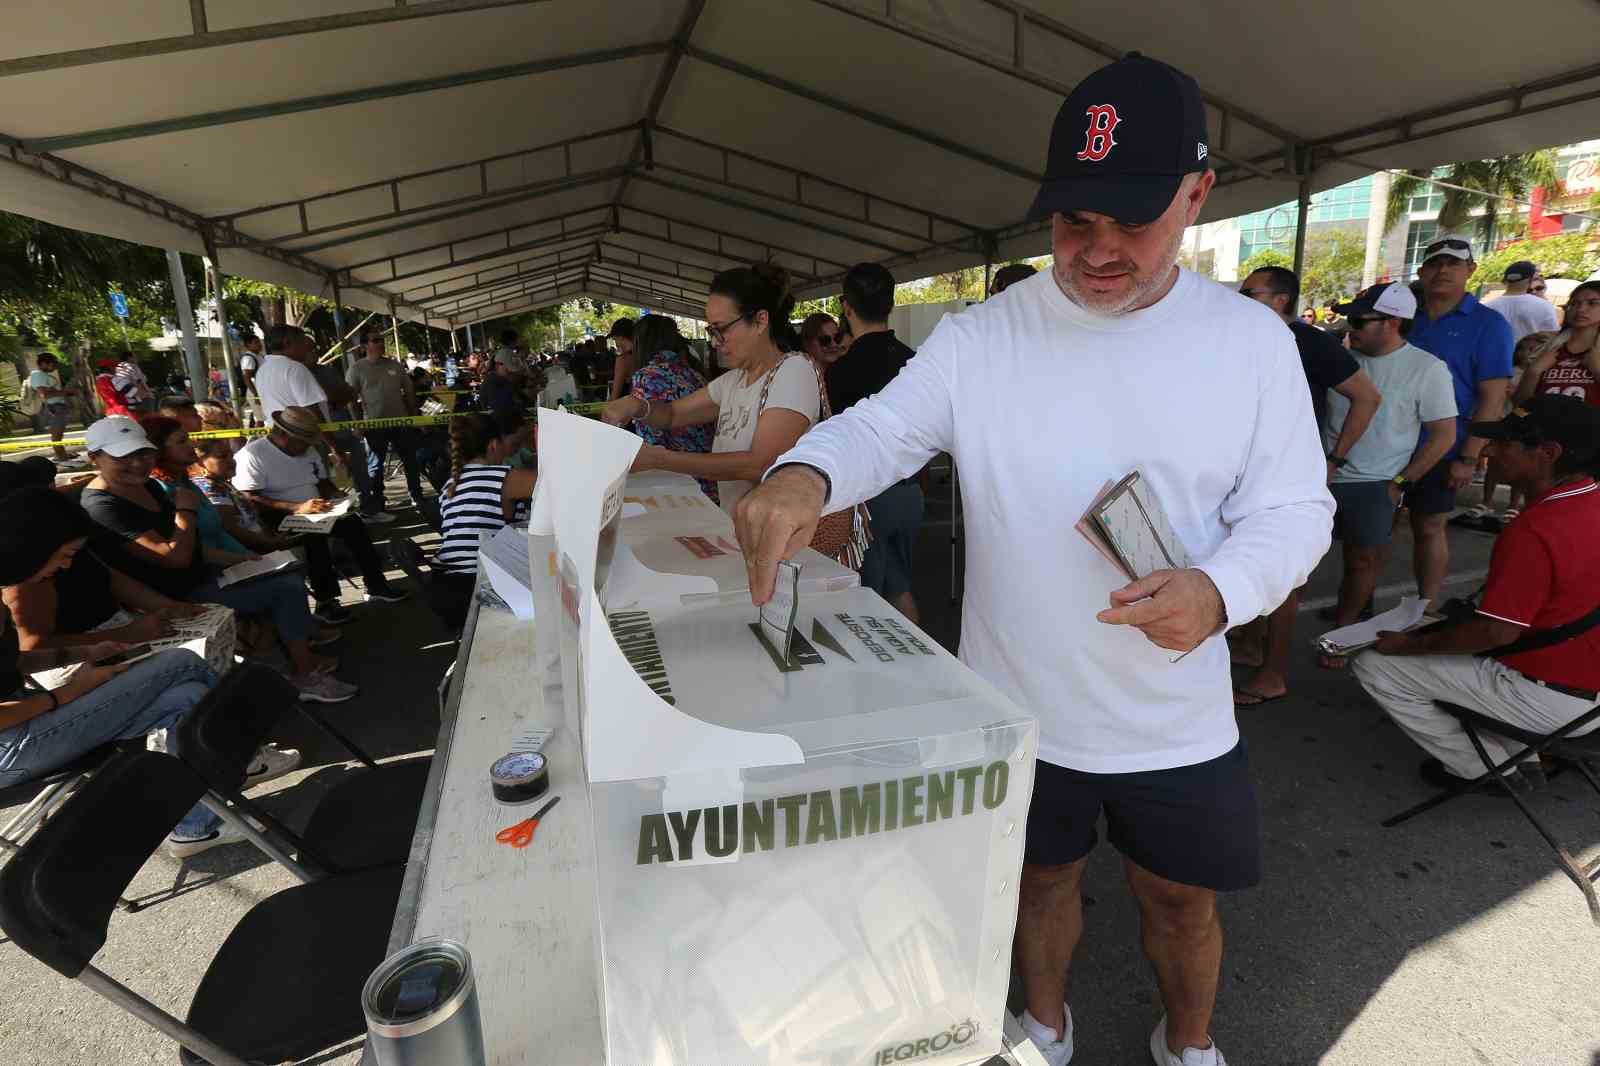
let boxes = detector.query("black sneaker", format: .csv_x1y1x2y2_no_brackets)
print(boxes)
364,584,409,604
313,601,354,625
1418,758,1531,798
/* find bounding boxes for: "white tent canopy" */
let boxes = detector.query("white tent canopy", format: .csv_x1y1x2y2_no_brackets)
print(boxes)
4,0,1598,330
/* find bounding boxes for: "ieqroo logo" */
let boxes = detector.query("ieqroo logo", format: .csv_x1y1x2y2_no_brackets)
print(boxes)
871,1019,980,1064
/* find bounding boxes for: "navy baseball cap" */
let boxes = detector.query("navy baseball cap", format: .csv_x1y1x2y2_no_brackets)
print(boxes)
1470,394,1600,465
1026,53,1211,226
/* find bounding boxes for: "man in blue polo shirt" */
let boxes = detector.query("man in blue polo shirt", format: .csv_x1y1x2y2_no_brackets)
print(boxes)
1403,233,1513,605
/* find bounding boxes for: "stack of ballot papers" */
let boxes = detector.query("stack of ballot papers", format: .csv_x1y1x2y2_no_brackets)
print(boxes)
146,604,236,675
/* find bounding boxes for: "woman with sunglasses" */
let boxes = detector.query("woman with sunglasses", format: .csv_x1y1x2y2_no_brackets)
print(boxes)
601,264,821,514
1515,280,1600,410
800,313,848,368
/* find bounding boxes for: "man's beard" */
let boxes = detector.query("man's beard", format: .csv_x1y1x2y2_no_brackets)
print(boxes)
1052,228,1184,316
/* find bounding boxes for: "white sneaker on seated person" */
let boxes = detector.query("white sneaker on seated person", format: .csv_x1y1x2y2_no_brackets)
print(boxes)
164,820,248,859
1150,1016,1225,1066
293,672,358,704
1019,1005,1074,1066
243,744,301,788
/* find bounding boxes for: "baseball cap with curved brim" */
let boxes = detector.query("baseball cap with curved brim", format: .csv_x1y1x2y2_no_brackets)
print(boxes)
1421,233,1475,264
1469,394,1600,465
1025,53,1211,227
83,416,156,457
271,406,323,443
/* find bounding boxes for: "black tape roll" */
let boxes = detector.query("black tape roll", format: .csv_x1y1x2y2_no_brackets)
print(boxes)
490,751,550,803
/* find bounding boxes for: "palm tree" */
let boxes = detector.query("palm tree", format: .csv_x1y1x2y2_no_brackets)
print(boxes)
1384,150,1560,245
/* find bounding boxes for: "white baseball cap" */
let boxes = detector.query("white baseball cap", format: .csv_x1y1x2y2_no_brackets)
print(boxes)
1335,281,1417,320
1420,232,1475,264
84,416,156,457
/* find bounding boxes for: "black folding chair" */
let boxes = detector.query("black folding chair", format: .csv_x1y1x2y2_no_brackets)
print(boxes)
1383,700,1600,924
178,664,429,875
0,747,402,1066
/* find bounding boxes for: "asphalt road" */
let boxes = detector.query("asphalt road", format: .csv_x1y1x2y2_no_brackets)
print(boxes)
3,470,1597,1066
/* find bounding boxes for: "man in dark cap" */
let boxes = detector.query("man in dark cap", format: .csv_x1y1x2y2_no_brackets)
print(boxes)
738,53,1333,1066
1487,259,1559,344
1354,394,1600,790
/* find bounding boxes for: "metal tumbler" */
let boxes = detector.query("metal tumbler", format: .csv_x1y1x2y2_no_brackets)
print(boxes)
362,937,487,1066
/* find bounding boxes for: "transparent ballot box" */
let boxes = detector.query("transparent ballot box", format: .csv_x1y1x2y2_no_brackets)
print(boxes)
535,411,1037,1066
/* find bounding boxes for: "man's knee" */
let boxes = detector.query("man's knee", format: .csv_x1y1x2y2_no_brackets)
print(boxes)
1129,869,1217,940
1411,512,1449,540
1343,545,1384,571
1021,858,1088,900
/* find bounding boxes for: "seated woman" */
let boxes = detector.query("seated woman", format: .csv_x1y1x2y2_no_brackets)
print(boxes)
0,486,242,858
432,411,538,628
78,416,357,705
190,437,291,555
601,264,821,515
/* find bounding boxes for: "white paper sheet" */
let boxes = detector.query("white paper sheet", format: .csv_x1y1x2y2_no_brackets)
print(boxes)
217,548,299,587
278,497,352,535
480,526,535,619
1318,596,1431,654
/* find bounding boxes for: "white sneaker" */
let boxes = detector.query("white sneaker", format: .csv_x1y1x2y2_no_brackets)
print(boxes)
1018,1006,1074,1066
243,744,301,788
164,820,248,859
1150,1017,1225,1066
294,672,359,704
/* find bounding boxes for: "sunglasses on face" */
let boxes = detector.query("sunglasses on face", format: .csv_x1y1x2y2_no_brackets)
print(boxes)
1238,287,1278,300
1423,238,1471,258
1531,284,1547,293
1346,314,1389,328
815,331,842,347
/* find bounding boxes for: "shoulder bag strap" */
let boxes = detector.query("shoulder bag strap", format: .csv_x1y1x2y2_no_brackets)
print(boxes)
1487,602,1600,658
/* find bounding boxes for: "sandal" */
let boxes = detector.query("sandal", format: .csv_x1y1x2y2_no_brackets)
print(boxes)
1233,686,1287,707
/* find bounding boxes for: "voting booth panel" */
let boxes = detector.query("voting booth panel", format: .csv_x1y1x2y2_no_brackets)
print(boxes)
535,410,1036,1066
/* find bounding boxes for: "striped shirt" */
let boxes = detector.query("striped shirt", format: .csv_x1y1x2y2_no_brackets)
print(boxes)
436,464,521,573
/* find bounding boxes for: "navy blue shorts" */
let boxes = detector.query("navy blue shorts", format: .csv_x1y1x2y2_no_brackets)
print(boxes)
859,480,924,600
1330,480,1397,547
1023,742,1262,891
1402,459,1457,516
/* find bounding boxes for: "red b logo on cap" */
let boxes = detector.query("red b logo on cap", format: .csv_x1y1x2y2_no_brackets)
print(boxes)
1077,104,1121,162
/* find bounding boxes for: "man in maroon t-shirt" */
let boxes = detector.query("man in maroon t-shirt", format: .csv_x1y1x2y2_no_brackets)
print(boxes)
1353,394,1600,790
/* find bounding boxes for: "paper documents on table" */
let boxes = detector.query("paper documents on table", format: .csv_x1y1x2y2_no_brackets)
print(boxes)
217,549,300,588
1317,596,1440,656
1076,471,1193,581
278,497,351,535
480,525,534,619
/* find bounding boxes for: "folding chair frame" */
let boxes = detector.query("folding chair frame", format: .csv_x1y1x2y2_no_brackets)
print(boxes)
1383,700,1600,924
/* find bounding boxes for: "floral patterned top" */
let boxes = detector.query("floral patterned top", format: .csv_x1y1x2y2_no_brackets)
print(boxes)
630,349,717,502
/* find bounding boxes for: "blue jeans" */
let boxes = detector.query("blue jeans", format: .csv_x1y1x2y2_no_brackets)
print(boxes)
192,571,315,644
327,412,372,500
0,650,221,839
363,427,425,511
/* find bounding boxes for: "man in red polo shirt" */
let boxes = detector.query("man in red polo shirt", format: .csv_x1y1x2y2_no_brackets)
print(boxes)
1353,394,1600,790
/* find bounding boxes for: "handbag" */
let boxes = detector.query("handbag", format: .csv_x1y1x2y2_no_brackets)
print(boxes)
755,356,871,569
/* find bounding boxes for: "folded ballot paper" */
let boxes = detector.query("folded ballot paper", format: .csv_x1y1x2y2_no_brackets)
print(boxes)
536,409,1037,1066
1075,470,1192,581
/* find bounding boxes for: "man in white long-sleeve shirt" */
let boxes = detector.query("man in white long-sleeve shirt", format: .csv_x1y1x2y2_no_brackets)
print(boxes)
735,54,1333,1066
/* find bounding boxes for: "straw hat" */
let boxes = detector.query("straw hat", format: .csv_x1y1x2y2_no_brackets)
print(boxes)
271,406,322,443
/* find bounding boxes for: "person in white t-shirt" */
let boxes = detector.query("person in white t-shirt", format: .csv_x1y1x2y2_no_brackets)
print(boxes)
600,263,821,514
734,56,1333,1066
253,324,330,425
1486,260,1560,344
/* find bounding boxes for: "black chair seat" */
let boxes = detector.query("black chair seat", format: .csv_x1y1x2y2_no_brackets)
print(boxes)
300,758,432,872
181,864,403,1066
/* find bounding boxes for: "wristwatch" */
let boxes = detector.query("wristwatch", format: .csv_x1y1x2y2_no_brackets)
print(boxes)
1391,474,1410,489
1327,454,1349,469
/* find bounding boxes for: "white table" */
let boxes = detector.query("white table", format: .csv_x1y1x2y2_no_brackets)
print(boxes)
375,578,1043,1066
379,578,605,1063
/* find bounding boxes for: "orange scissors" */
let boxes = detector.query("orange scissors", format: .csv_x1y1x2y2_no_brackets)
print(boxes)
496,795,561,849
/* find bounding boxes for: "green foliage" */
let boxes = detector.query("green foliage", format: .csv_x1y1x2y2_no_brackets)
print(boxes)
1240,233,1365,308
1469,232,1600,289
1385,151,1560,240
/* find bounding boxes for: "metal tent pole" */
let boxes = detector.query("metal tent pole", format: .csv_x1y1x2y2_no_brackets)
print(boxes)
199,232,241,418
329,274,349,369
1292,175,1312,278
165,250,207,400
